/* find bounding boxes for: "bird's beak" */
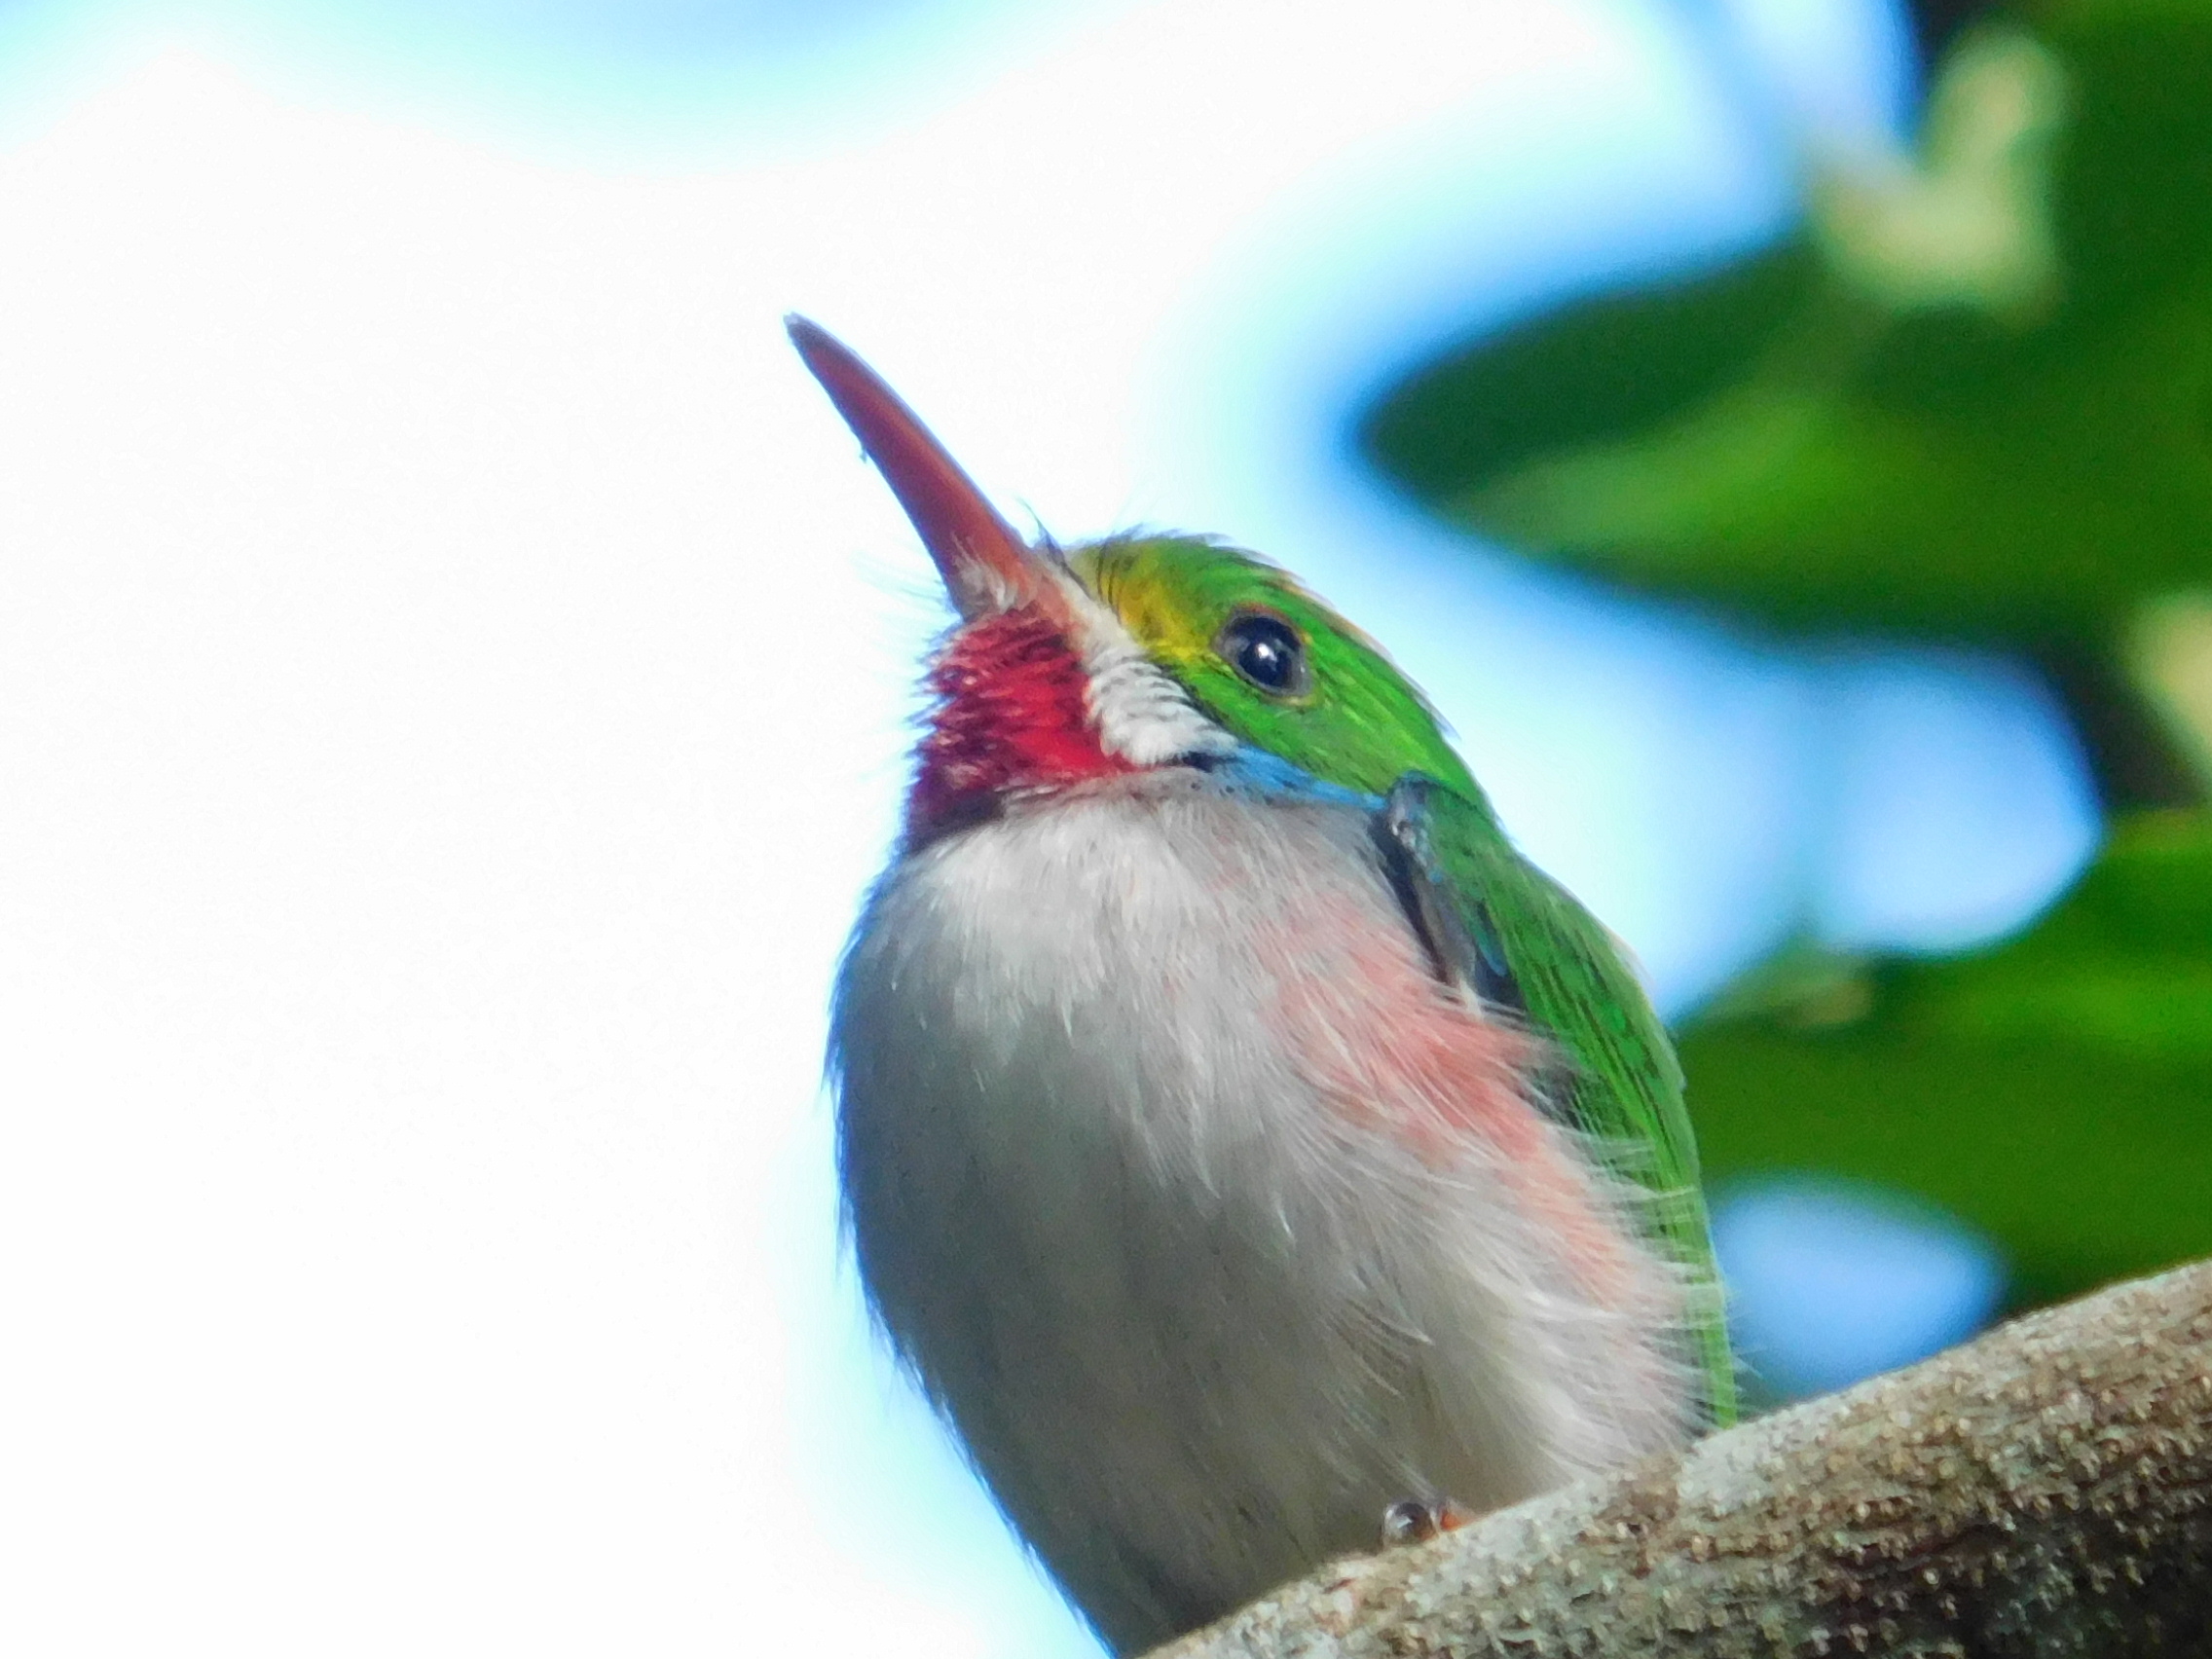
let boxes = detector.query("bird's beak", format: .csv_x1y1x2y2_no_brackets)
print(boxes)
788,315,1055,623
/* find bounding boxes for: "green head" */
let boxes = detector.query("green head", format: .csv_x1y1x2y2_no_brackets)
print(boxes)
787,314,1491,824
1071,534,1481,803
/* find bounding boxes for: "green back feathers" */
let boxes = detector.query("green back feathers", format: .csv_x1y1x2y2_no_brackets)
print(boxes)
1074,534,1737,1426
1417,796,1737,1426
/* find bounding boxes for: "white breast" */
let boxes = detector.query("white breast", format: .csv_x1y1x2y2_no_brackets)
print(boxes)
830,775,1689,1654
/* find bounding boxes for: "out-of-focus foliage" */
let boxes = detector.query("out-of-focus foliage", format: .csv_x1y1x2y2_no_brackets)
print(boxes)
1364,4,2212,652
1687,812,2212,1307
1360,0,2212,1314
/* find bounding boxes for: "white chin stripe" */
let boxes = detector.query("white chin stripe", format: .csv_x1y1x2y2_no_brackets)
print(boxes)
1062,579,1235,767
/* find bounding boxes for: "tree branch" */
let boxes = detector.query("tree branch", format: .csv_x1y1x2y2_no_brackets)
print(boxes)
1152,1263,2212,1658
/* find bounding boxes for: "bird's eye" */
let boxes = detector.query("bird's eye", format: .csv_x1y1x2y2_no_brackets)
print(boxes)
1217,610,1310,697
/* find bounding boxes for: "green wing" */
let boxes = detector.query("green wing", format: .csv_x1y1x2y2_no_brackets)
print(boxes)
1377,775,1737,1427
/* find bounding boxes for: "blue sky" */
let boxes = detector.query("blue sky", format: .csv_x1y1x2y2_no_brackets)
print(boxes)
0,4,2091,1653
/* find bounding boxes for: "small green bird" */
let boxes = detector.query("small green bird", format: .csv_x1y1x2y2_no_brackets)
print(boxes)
794,317,1734,1655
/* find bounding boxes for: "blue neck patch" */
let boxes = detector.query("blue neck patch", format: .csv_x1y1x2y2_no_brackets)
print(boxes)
1196,744,1381,810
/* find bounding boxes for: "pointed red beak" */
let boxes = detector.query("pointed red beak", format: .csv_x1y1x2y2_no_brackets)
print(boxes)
788,316,1053,621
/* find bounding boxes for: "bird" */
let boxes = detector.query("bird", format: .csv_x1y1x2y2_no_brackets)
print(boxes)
792,315,1735,1656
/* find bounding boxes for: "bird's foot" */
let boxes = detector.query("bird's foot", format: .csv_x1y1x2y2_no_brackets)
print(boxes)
1379,1496,1474,1548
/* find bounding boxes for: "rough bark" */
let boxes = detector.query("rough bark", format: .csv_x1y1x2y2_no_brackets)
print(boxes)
1152,1262,2212,1659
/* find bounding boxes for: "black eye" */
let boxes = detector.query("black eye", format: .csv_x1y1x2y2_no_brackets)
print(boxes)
1217,610,1309,696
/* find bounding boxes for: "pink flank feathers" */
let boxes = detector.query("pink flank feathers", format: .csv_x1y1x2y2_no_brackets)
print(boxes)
1272,906,1665,1319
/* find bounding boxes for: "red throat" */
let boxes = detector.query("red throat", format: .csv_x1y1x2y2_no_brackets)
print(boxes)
909,608,1134,837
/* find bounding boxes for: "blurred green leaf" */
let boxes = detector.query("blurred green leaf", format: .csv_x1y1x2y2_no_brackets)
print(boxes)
1910,0,2006,64
1683,812,2212,1304
1362,1,2212,648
